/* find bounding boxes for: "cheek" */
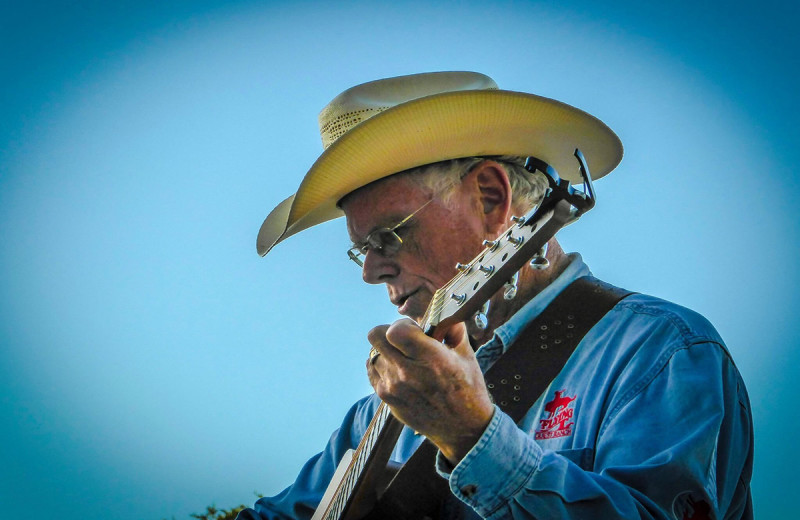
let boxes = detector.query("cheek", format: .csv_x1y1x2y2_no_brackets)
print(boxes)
407,228,484,285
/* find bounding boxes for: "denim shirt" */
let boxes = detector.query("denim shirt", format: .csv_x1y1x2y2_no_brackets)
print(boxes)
238,255,753,520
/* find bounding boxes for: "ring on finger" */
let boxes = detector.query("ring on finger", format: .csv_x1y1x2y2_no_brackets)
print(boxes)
368,346,381,365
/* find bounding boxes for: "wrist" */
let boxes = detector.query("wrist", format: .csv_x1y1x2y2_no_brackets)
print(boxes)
437,405,495,465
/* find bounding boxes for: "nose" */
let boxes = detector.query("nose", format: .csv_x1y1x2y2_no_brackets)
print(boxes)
361,249,400,284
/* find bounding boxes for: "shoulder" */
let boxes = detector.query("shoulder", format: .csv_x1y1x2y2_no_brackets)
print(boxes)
598,292,730,361
579,288,741,398
587,291,748,417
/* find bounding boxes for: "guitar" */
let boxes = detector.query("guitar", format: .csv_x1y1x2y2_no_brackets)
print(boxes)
311,149,597,520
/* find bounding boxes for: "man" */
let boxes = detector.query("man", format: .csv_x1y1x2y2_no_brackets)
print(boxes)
239,72,753,519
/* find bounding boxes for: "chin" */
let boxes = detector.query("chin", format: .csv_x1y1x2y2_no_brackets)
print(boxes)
409,296,435,323
398,302,426,324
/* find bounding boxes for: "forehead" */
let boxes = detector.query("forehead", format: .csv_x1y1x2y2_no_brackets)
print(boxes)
341,174,429,239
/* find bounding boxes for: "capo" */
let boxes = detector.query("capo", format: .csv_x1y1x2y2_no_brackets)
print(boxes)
524,147,596,217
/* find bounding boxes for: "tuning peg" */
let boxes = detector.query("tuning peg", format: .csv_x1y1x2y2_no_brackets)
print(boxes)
474,301,490,329
507,233,524,248
530,243,549,270
511,215,526,227
503,271,519,300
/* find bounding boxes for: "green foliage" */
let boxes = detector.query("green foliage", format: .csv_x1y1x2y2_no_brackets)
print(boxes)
188,503,246,520
162,493,263,520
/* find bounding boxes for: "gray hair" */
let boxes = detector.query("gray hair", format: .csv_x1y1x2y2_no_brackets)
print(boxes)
405,156,549,212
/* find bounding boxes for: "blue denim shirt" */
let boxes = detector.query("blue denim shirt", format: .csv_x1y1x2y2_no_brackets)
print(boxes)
238,255,753,520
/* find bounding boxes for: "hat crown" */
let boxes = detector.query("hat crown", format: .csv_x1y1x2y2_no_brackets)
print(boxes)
318,71,498,149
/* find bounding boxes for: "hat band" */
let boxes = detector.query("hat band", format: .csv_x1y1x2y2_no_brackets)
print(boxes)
320,106,389,149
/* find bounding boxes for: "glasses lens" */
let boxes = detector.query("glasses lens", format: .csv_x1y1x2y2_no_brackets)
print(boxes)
369,229,403,255
347,198,431,268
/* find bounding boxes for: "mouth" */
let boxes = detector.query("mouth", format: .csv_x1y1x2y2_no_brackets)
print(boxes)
392,289,419,315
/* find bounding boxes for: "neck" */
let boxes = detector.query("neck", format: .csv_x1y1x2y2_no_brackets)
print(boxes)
466,239,571,348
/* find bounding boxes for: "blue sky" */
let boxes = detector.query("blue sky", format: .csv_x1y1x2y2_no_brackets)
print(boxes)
1,1,798,518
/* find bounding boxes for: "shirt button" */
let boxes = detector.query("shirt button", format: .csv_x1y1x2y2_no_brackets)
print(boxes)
460,484,478,498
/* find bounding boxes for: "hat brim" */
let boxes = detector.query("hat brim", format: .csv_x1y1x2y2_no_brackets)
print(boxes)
257,89,622,256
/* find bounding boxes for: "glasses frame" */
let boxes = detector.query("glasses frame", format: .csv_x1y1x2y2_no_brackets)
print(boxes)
347,199,434,267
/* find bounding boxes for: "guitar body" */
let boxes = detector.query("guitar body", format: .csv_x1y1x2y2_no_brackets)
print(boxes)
361,441,450,520
311,409,406,520
312,450,355,520
314,449,407,520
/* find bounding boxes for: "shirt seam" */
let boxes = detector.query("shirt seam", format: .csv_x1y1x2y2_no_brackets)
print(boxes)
601,338,725,435
615,300,728,353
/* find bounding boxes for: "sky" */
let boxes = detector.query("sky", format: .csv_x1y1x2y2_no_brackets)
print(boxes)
1,0,798,518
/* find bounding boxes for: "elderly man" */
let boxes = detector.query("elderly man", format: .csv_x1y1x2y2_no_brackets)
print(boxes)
238,72,753,520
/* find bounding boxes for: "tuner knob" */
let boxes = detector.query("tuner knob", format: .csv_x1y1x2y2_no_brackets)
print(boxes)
482,239,499,251
511,216,526,227
450,293,467,305
503,272,519,300
507,234,524,248
529,243,550,270
474,301,490,330
530,256,550,270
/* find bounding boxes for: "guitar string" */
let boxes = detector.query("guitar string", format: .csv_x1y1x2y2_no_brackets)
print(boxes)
342,404,390,517
324,402,390,519
326,402,392,519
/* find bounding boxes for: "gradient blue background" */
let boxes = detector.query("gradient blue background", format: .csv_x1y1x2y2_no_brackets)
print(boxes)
1,1,797,518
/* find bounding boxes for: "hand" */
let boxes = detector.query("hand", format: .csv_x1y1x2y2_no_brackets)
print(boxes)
366,319,495,465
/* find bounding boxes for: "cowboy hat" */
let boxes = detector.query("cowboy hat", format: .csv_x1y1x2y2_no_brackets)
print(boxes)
257,71,622,256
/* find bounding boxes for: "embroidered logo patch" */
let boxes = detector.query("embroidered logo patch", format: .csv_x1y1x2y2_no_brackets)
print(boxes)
535,390,576,440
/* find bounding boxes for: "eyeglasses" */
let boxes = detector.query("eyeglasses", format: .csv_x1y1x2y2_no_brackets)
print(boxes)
347,199,434,267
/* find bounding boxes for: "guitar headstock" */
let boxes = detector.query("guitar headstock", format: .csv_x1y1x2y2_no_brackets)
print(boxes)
421,148,595,335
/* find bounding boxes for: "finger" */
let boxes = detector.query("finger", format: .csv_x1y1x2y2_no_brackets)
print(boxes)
368,346,381,365
367,324,391,347
365,330,390,392
442,321,473,355
385,318,441,360
364,343,398,404
365,355,382,389
367,324,407,364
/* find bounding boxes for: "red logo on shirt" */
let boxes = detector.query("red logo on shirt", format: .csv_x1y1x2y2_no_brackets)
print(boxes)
535,390,576,440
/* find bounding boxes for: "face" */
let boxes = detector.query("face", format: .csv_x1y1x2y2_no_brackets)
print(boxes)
341,174,488,323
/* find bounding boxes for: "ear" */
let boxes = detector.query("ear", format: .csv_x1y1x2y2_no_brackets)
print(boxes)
463,160,513,235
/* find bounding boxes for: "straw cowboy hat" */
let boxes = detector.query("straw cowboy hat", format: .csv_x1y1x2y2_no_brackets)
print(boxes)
257,71,622,256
